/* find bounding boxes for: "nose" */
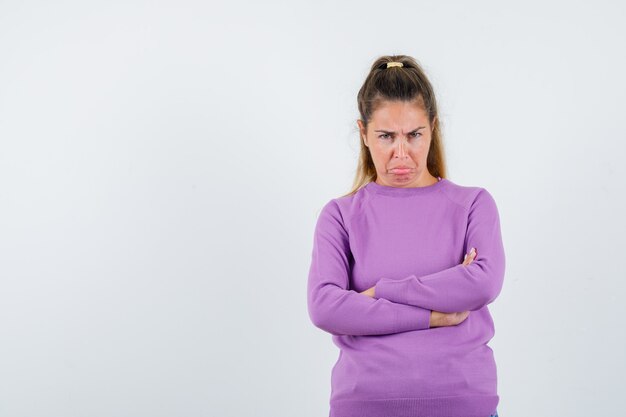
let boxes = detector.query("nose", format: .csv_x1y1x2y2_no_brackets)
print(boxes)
394,138,408,158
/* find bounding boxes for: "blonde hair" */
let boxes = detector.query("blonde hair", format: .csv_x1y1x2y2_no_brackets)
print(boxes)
341,55,448,197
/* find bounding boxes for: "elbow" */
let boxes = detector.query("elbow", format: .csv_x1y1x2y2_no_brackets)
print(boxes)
307,291,345,336
308,305,327,330
482,282,503,306
307,282,352,336
483,262,505,305
308,305,342,336
470,257,505,307
307,292,331,331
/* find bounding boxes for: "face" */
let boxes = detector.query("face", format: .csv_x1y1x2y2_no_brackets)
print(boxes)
358,99,438,187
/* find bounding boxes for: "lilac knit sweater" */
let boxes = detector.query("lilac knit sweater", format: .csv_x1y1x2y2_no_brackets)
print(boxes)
307,177,505,417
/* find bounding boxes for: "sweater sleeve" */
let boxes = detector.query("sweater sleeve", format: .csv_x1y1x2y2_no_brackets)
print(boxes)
373,188,506,313
307,199,432,336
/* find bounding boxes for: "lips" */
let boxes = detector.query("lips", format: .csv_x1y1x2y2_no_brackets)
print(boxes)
389,167,413,174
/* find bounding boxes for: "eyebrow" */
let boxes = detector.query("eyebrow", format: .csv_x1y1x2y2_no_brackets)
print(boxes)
374,126,426,134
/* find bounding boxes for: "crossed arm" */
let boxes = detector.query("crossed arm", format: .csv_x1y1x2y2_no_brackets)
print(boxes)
359,247,476,297
307,189,505,337
371,189,506,313
307,200,432,336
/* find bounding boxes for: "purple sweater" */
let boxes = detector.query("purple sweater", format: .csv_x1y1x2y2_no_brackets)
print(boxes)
307,177,505,417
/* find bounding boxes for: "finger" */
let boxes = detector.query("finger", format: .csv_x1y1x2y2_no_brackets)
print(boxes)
463,248,476,263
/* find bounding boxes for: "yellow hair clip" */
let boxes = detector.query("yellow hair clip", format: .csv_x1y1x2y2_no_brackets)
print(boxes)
386,62,404,68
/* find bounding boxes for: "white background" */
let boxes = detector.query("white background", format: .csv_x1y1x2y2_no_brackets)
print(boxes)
1,1,625,416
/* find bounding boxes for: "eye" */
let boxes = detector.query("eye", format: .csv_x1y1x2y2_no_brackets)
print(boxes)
410,132,422,138
378,133,391,140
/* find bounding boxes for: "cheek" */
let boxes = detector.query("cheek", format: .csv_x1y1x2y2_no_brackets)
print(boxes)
408,151,429,166
410,147,427,158
414,141,431,157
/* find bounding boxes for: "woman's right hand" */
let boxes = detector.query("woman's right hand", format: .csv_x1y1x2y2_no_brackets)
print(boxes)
429,247,476,328
429,310,470,327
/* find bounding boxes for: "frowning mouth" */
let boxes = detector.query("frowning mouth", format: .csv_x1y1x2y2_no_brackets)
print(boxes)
389,167,413,174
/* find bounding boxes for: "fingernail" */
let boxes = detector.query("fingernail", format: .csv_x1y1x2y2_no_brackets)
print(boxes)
470,247,476,254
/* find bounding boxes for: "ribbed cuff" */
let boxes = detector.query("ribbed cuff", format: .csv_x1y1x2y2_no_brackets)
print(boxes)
375,276,411,305
394,304,431,331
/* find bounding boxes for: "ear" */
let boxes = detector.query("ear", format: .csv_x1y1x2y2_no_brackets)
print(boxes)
431,116,438,132
357,119,368,147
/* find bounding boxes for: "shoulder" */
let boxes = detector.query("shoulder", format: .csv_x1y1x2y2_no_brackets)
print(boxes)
440,178,499,212
314,186,369,230
319,183,369,213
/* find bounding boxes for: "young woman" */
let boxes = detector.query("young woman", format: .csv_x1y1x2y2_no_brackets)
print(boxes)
307,55,505,417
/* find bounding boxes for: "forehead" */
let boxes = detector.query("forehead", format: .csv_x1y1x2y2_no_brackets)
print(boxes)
370,100,429,129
